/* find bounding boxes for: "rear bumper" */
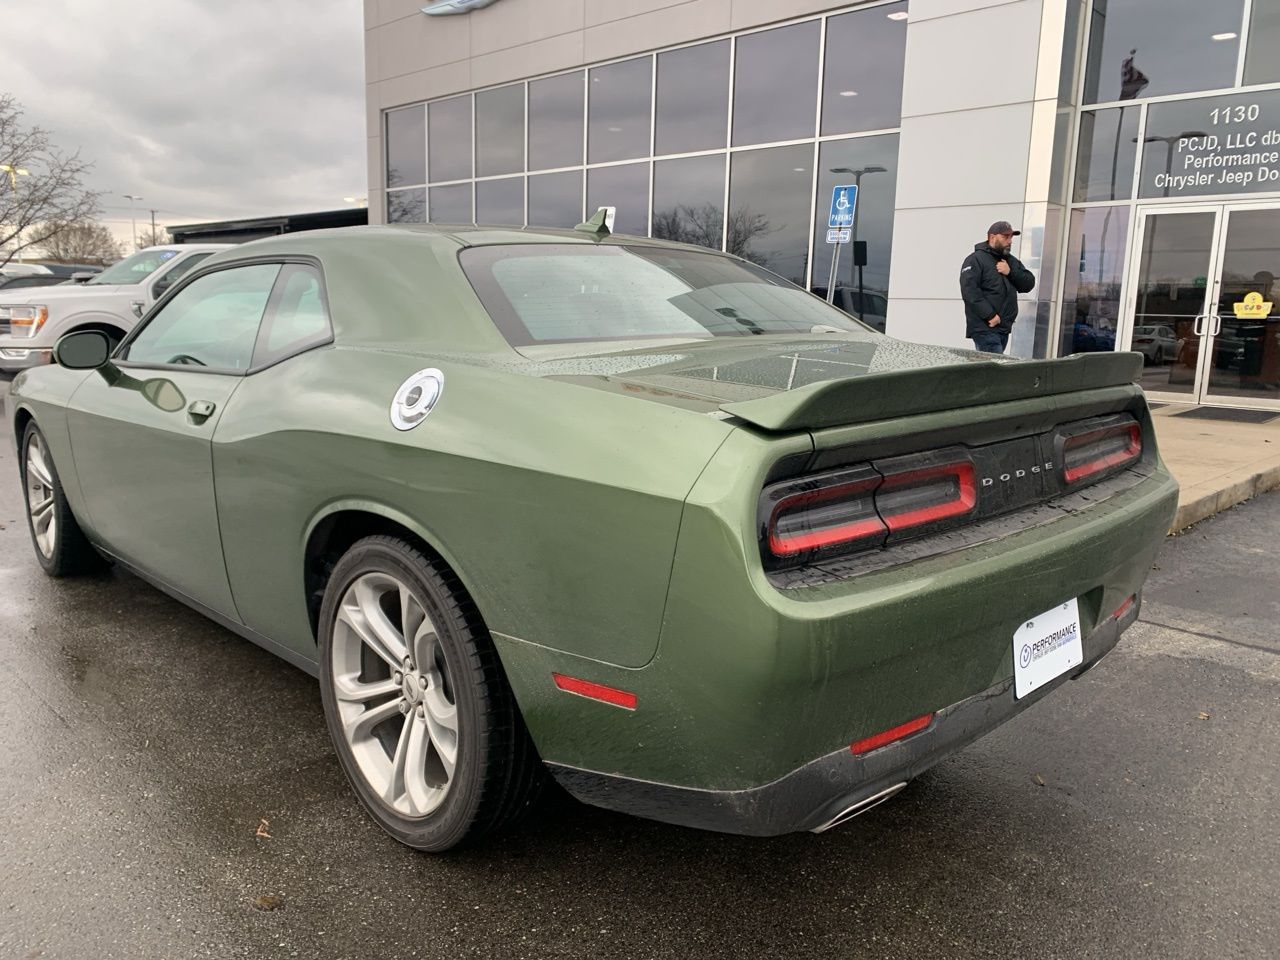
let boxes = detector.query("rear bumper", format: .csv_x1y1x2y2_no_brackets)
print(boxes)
549,597,1138,836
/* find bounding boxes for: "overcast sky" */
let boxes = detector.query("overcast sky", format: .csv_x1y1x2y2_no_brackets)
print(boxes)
5,0,366,246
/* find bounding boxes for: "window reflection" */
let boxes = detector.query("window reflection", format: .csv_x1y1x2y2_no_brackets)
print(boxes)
732,21,820,146
587,163,650,237
821,3,907,136
655,40,729,156
1073,107,1139,201
529,72,583,171
476,177,524,226
528,171,582,228
1084,0,1244,103
387,188,426,223
727,144,812,285
589,58,652,164
652,155,726,250
386,106,425,188
1245,0,1280,85
809,136,899,333
429,95,472,182
1059,206,1129,356
475,85,524,178
429,183,472,223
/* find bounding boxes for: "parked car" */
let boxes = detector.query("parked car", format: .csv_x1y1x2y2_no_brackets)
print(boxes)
0,245,228,375
9,225,1178,851
1130,324,1178,365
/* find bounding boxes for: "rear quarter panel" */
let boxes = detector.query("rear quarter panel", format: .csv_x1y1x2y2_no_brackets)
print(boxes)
211,345,733,668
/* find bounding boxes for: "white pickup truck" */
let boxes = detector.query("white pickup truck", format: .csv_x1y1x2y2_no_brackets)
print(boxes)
0,244,229,375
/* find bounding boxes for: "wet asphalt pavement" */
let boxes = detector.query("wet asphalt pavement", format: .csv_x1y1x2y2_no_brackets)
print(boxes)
1,397,1277,960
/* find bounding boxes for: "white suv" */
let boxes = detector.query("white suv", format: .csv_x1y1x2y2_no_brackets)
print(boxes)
0,244,229,375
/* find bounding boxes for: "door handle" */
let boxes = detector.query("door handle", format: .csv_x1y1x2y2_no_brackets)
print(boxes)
1211,315,1223,336
187,399,216,421
1193,315,1205,336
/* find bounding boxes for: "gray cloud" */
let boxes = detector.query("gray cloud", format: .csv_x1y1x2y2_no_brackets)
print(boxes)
5,0,366,239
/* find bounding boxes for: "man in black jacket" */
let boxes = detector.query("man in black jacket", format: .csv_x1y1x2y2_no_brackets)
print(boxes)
959,220,1036,354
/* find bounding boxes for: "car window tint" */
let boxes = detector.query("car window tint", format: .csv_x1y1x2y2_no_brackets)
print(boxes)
124,264,280,370
253,264,331,367
461,244,872,346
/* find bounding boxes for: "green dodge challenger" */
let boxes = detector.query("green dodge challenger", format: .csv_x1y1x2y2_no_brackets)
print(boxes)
8,223,1178,851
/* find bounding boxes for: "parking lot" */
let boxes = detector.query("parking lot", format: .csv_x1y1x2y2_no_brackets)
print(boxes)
0,394,1276,960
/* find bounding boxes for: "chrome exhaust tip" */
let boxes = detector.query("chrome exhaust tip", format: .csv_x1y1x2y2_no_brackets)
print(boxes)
811,782,908,833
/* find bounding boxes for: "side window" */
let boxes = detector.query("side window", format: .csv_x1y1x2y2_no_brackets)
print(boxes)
124,264,281,370
252,264,332,368
151,252,214,300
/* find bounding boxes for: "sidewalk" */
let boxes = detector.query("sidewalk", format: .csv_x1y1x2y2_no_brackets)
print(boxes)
1152,404,1280,533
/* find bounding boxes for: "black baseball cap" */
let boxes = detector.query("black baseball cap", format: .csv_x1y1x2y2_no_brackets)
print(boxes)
988,220,1021,237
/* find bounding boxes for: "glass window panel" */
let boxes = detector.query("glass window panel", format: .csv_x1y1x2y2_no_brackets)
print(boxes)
587,162,650,237
125,264,280,370
476,177,525,226
809,135,899,333
655,40,730,155
727,143,812,285
528,72,584,171
1059,206,1129,356
528,170,583,228
429,183,472,223
387,188,426,223
589,57,653,164
1083,0,1245,103
732,21,820,146
386,105,425,188
475,85,524,177
821,2,907,136
1138,90,1280,199
1245,0,1280,85
652,154,726,250
257,264,331,365
428,95,472,182
1207,208,1280,396
1073,106,1140,201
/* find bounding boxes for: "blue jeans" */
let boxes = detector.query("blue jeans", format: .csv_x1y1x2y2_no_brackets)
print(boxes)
971,329,1009,354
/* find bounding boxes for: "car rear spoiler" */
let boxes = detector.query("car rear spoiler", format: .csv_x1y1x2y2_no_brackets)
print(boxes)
719,352,1144,432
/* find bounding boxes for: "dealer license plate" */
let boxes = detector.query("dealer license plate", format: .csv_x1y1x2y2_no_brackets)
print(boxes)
1012,598,1083,699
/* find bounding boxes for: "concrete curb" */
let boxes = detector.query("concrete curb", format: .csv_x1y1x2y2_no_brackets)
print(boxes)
1170,463,1280,534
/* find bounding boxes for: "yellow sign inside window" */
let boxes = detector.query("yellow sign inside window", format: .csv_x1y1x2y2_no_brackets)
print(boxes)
1233,291,1274,319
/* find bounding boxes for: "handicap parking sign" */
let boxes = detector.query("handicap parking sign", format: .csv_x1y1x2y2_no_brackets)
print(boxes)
828,184,857,229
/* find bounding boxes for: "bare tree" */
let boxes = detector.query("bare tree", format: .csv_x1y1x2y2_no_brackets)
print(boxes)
0,93,101,267
651,202,776,267
41,220,123,264
136,225,170,248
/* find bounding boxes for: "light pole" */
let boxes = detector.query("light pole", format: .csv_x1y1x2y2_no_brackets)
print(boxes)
828,165,887,312
2,164,31,262
123,194,143,250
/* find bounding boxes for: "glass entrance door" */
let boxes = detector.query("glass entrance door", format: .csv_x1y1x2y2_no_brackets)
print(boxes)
1126,202,1280,408
1128,207,1221,401
1203,206,1280,406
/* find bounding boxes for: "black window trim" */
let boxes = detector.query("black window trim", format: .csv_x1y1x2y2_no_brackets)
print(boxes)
115,254,333,377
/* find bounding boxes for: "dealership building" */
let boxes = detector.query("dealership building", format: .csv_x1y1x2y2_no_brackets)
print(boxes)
364,0,1280,410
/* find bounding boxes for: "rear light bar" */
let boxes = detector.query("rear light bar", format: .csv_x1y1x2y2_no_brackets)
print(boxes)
1057,416,1143,486
761,450,976,564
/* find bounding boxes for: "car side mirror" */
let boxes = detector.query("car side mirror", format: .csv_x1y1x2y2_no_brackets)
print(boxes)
152,278,171,298
53,330,112,370
131,299,146,318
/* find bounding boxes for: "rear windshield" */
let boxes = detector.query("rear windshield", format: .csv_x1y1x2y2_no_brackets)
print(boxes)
460,244,873,347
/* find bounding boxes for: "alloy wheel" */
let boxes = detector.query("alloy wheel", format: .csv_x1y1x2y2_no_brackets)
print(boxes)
330,572,459,818
25,433,58,559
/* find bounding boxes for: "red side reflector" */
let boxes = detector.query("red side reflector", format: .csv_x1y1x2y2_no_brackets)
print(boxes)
850,712,934,755
552,673,637,710
1112,595,1135,621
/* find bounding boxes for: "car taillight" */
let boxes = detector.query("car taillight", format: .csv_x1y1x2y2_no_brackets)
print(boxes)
1058,416,1142,486
764,464,885,558
875,451,978,540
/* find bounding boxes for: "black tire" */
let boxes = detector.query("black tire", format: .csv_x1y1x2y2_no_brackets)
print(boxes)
317,535,543,852
19,421,101,577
